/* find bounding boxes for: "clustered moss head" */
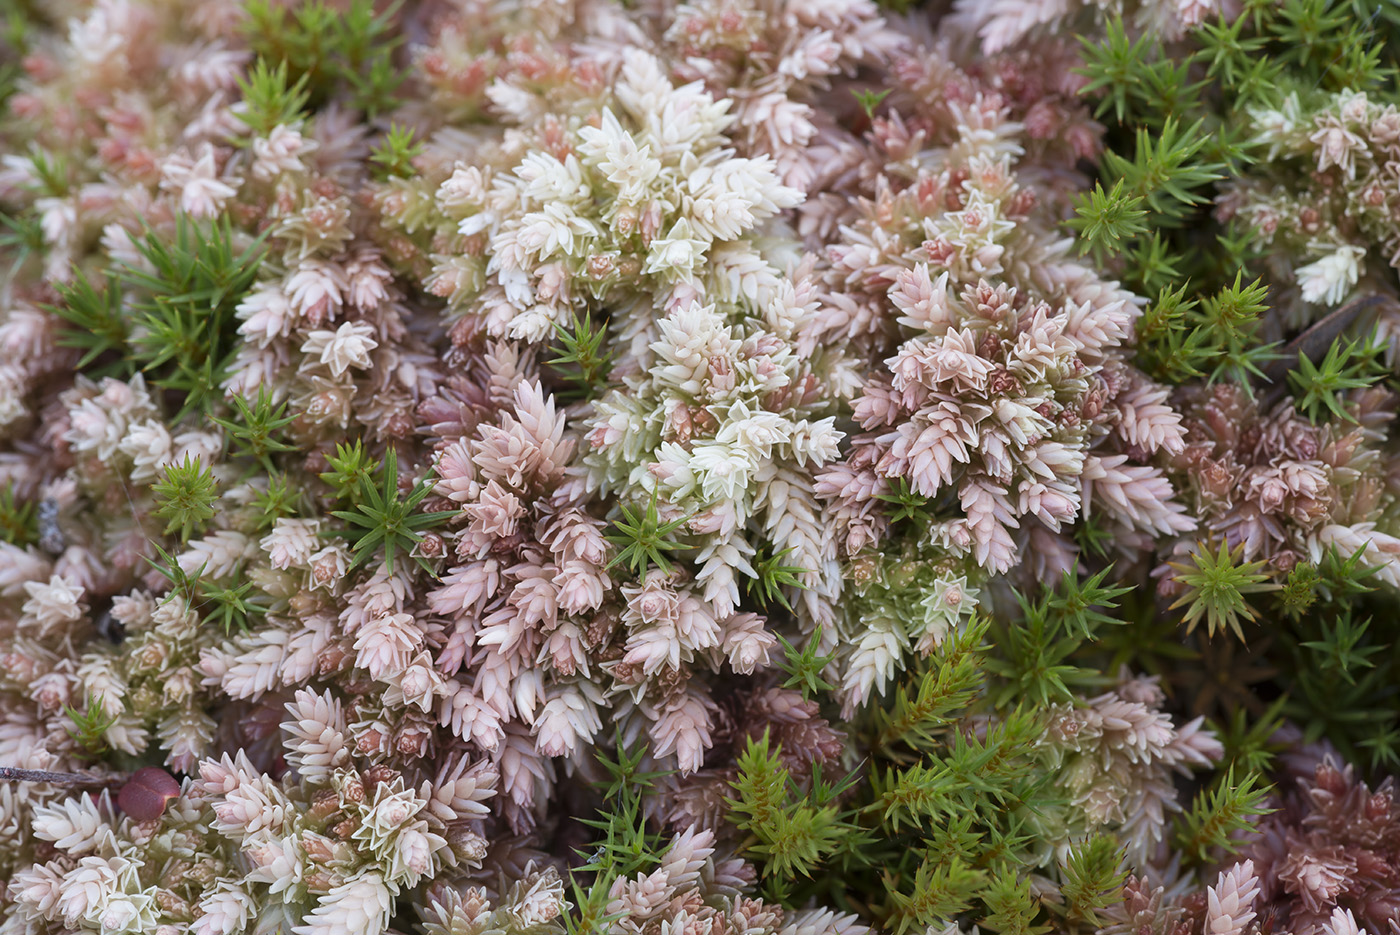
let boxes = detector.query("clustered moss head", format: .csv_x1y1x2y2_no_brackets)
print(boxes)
1168,540,1279,641
330,446,457,575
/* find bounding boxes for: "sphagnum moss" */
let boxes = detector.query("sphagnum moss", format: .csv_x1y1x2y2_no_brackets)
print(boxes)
2,1,1400,935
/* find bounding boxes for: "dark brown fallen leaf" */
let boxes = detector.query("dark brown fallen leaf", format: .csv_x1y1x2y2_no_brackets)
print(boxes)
1256,294,1397,409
